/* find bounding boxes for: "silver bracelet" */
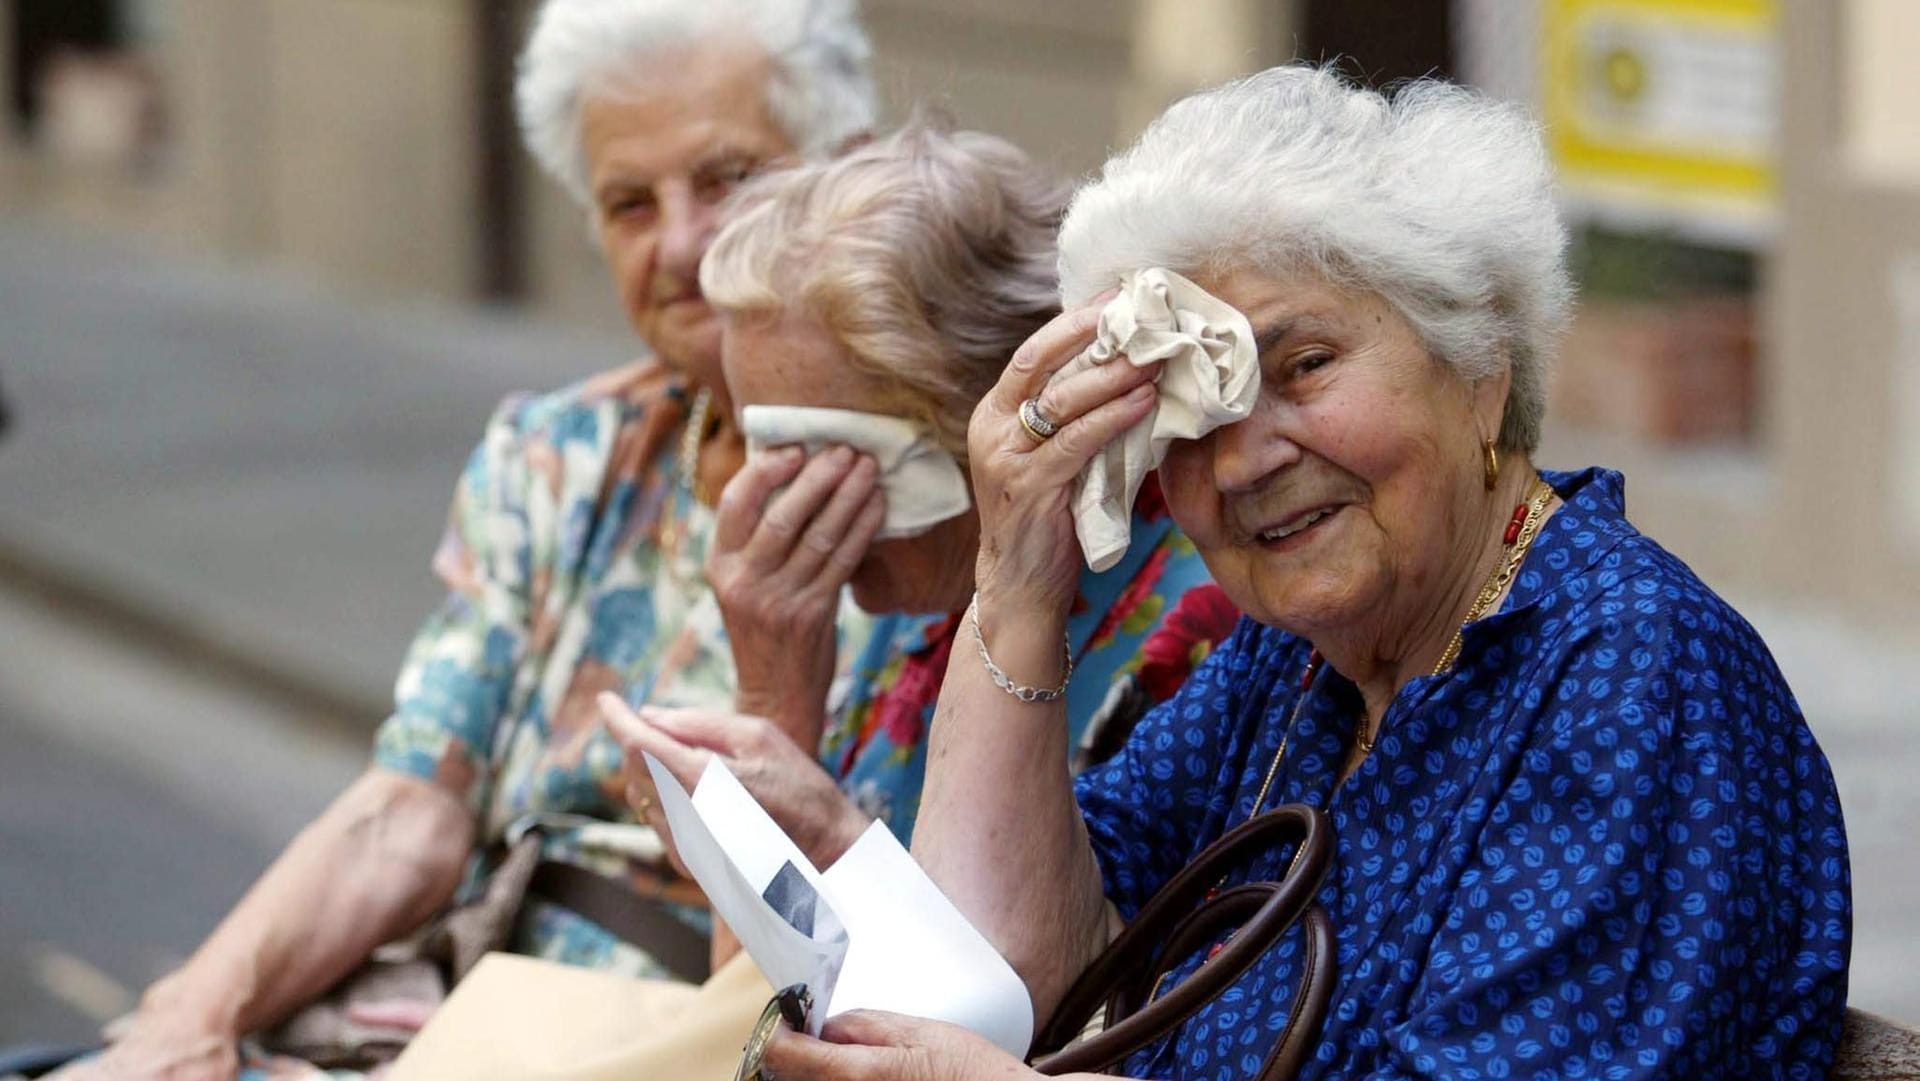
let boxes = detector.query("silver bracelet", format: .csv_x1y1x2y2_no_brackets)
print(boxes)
968,594,1073,703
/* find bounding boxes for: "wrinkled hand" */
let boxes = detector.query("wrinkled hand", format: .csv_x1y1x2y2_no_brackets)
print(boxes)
763,1010,1043,1081
344,997,438,1033
600,693,871,870
48,1014,238,1081
707,443,884,739
967,300,1155,665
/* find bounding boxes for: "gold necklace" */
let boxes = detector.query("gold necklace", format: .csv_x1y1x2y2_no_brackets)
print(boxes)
1199,478,1556,912
657,384,712,558
1429,476,1555,678
1248,653,1322,816
1144,651,1321,1005
1343,476,1554,761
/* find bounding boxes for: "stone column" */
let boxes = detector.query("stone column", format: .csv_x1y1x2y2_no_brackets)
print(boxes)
1768,0,1920,618
1119,0,1294,141
157,0,277,258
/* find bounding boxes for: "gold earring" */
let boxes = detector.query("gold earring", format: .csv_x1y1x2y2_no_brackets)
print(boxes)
1482,438,1500,492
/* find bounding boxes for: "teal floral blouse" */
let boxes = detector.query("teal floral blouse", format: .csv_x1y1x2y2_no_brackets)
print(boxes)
372,361,739,977
828,476,1232,843
240,366,1234,1080
365,364,1233,976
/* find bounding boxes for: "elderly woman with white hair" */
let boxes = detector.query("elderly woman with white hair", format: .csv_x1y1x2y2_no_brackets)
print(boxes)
763,66,1851,1081
55,2,875,1079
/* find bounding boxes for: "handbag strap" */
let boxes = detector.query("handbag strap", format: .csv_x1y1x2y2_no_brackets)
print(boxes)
1031,805,1336,1080
526,860,711,983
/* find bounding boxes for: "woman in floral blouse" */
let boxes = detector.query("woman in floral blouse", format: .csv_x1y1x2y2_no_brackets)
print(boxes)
59,2,883,1078
601,122,1232,974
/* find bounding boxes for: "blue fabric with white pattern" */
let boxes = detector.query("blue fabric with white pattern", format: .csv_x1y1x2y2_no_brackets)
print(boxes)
1075,467,1851,1080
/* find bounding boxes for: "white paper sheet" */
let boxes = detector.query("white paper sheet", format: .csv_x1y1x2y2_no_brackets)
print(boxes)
644,754,847,1035
643,754,1034,1056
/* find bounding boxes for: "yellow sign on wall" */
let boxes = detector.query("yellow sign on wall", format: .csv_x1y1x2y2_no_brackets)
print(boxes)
1543,0,1779,241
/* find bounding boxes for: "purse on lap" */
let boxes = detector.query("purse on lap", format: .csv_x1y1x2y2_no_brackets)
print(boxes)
1029,804,1338,1081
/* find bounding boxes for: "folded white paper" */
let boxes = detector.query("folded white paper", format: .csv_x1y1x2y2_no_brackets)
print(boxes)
741,405,972,541
1049,268,1261,571
643,754,1034,1056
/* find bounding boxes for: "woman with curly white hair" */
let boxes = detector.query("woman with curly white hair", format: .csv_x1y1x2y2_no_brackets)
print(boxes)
55,2,876,1079
762,65,1851,1081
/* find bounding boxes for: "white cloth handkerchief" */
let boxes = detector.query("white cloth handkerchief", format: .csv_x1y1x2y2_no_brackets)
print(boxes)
741,405,972,541
1048,268,1260,571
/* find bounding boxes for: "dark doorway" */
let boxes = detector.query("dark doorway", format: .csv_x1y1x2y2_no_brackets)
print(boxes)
10,0,125,138
1299,0,1453,87
472,0,528,302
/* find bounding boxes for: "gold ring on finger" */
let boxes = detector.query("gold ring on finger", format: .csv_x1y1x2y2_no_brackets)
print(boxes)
1018,397,1059,442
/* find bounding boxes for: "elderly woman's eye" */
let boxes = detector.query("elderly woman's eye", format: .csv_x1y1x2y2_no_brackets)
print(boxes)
1293,351,1335,376
695,160,757,202
605,194,656,223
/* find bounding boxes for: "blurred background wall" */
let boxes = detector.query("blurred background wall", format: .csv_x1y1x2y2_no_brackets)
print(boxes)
6,0,1915,632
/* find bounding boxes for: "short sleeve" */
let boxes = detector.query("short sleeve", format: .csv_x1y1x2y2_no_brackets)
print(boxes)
1075,618,1277,920
1366,601,1850,1080
372,393,539,811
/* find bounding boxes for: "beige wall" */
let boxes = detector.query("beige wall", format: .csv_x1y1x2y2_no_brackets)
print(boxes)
7,0,1912,618
0,0,479,298
524,0,1295,335
3,0,1293,323
170,0,480,298
254,0,478,298
1771,0,1920,618
1560,0,1920,627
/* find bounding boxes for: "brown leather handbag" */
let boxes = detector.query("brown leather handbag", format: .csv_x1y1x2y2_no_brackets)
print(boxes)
1030,804,1338,1081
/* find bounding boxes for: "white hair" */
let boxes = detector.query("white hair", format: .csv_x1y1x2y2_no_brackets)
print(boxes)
516,0,878,205
1057,65,1573,452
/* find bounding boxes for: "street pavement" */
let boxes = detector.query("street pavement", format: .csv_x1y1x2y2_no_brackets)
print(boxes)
0,217,1914,1046
0,218,629,717
0,582,362,1045
0,216,624,1045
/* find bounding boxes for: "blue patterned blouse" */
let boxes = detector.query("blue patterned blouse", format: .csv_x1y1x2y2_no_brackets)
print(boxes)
1075,468,1851,1081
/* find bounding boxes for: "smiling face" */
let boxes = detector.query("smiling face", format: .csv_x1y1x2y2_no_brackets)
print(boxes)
581,38,794,390
1159,268,1508,647
722,311,980,614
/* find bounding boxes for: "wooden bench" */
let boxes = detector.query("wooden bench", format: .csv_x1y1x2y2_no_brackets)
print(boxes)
6,1007,1916,1078
1835,1008,1920,1080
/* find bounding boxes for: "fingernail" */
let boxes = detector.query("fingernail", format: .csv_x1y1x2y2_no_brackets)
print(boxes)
596,690,626,714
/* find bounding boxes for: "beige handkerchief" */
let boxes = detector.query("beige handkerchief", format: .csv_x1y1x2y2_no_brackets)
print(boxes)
1049,268,1260,571
741,405,972,540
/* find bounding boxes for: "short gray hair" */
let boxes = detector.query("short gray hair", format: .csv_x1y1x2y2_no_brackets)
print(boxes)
701,120,1067,461
516,0,878,205
1057,65,1573,452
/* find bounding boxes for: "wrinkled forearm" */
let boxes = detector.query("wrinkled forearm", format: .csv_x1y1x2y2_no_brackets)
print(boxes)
912,604,1112,1025
139,767,474,1037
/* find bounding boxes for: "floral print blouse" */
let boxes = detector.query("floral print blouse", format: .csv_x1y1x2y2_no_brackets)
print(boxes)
372,362,739,974
828,478,1232,844
367,364,1236,980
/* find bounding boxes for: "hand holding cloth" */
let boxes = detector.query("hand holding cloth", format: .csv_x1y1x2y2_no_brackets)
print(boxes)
1049,268,1259,571
741,405,971,541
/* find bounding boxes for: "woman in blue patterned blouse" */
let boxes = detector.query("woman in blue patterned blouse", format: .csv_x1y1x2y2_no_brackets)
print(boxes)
763,67,1851,1081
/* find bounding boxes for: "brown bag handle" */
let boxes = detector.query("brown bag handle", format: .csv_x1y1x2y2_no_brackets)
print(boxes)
1031,805,1337,1081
